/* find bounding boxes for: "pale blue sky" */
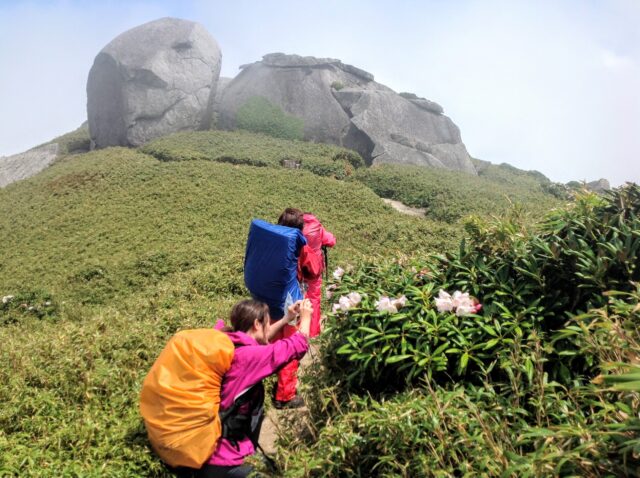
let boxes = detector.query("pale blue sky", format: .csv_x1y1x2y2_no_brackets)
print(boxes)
0,0,638,186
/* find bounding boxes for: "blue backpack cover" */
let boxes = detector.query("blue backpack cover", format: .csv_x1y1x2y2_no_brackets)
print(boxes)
244,219,306,320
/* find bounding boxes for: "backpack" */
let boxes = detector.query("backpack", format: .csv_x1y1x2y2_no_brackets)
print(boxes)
139,329,235,469
244,219,306,320
298,245,324,281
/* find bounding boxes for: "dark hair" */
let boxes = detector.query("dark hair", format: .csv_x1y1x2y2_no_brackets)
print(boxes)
229,300,270,333
278,207,304,230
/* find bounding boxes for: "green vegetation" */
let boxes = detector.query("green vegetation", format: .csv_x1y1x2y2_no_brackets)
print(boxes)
141,130,363,179
235,96,305,141
285,185,640,476
45,123,91,155
354,163,563,222
2,126,617,476
0,139,457,476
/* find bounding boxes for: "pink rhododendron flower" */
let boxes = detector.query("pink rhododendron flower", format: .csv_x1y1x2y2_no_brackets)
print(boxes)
375,296,398,314
451,291,471,309
332,303,341,314
325,284,337,300
332,267,345,281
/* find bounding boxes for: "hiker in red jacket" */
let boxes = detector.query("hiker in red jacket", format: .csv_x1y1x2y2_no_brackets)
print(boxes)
273,208,336,408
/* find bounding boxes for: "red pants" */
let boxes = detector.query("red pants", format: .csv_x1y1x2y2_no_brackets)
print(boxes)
273,277,324,401
273,322,300,402
305,276,323,338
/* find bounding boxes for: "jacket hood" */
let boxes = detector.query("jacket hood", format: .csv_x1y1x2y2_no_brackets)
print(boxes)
226,330,259,347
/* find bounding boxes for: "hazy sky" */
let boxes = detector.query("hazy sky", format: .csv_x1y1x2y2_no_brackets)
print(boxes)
1,0,638,186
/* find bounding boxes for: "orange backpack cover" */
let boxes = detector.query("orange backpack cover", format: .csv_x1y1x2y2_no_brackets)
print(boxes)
140,329,235,468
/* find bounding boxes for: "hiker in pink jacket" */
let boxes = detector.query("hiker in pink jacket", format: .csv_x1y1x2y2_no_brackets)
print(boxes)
301,212,336,336
272,208,335,409
198,298,313,478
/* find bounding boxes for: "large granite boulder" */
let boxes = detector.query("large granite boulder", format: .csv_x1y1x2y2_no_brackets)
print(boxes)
219,53,389,145
87,17,221,148
219,53,476,173
334,89,475,173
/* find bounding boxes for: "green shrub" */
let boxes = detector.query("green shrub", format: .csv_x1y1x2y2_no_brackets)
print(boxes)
332,150,364,169
46,124,91,155
0,290,59,326
282,389,515,477
141,130,362,179
322,185,640,395
283,185,640,476
236,96,304,141
354,164,562,223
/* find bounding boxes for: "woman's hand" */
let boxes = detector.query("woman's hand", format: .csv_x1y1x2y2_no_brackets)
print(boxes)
298,299,313,337
285,300,302,325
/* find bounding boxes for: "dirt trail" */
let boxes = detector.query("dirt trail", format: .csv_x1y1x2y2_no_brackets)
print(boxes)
382,198,426,217
259,343,320,454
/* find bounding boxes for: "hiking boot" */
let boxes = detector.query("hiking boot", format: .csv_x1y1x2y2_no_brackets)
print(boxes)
273,394,305,409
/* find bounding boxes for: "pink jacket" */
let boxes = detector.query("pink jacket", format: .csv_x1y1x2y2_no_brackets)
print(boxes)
302,214,336,277
207,329,309,466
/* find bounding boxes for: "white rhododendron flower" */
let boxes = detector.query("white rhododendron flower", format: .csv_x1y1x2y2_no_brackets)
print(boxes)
2,295,14,304
375,296,398,314
452,291,470,309
393,295,407,309
434,290,454,312
338,295,353,312
325,284,337,300
332,291,363,313
332,267,345,281
347,292,362,306
455,304,476,317
435,289,482,316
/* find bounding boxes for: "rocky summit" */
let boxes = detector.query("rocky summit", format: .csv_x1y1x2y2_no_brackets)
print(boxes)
87,17,221,148
218,53,476,173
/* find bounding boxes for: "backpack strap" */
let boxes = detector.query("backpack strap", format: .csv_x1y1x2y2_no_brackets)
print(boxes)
322,245,329,280
219,382,263,445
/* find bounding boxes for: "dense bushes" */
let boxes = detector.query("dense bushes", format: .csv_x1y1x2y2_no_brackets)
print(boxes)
284,184,640,476
324,186,640,391
235,96,304,141
354,163,562,222
141,130,364,179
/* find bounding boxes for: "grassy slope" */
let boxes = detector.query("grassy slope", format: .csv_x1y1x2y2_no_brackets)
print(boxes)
0,143,455,476
355,163,562,223
0,130,562,476
141,130,363,179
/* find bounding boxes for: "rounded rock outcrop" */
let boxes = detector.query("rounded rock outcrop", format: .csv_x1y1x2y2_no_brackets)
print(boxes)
219,53,476,173
87,17,221,148
219,53,386,146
